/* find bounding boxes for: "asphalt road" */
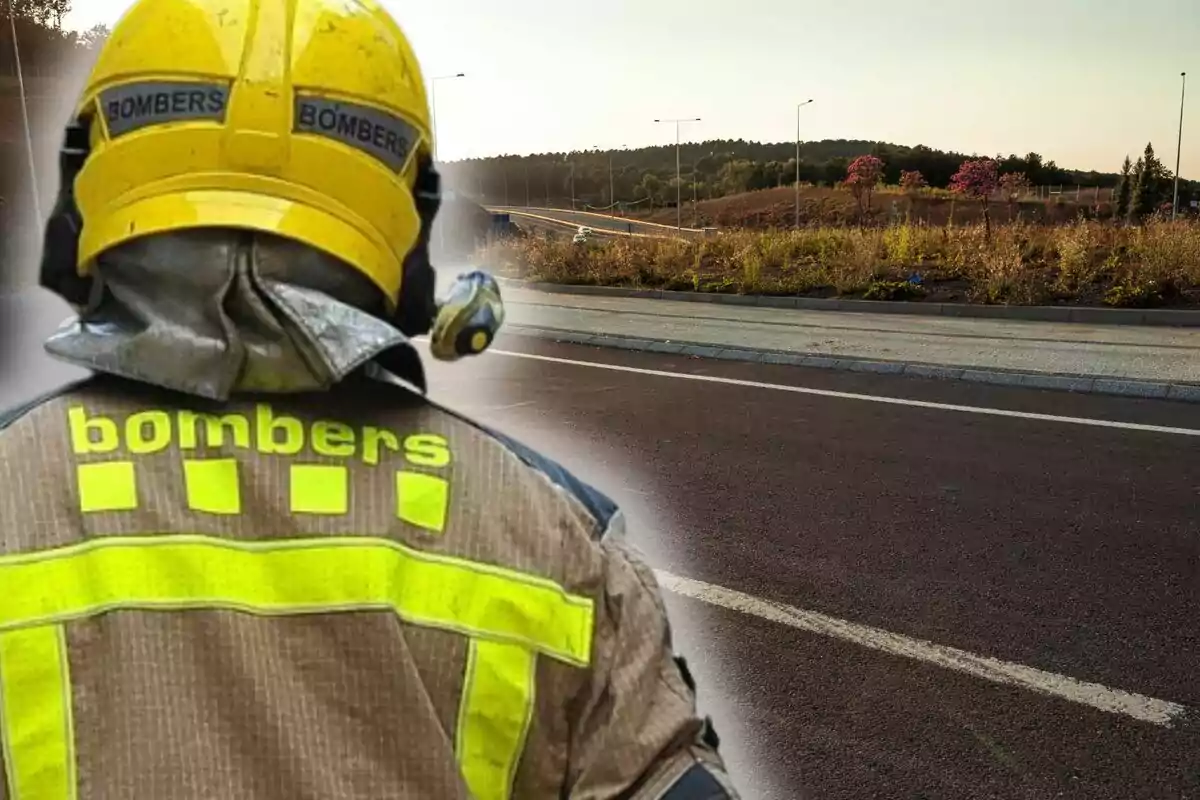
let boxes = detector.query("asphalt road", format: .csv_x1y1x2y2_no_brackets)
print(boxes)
419,334,1200,800
4,290,1199,799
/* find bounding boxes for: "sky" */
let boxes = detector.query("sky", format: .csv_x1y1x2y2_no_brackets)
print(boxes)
62,0,1200,174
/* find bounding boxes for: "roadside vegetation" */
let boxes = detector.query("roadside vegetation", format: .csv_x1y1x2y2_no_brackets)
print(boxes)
485,147,1200,309
481,217,1200,309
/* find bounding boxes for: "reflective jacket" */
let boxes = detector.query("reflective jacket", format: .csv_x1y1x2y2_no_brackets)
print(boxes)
0,372,737,800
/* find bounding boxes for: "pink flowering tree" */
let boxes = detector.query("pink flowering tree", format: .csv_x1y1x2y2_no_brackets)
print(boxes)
899,170,927,194
950,158,1001,237
899,170,927,217
998,172,1031,219
843,155,885,216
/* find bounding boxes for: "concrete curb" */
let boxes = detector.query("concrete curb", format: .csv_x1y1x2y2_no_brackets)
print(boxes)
502,324,1200,404
497,278,1200,328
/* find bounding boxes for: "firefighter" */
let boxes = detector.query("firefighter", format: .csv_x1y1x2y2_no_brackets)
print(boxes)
0,0,740,798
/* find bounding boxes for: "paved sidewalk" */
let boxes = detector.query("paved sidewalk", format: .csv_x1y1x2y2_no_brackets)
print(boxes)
500,286,1200,387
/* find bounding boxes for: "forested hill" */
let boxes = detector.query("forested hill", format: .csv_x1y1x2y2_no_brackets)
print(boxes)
437,139,1132,210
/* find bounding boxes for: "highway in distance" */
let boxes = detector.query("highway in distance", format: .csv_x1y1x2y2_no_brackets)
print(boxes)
488,205,707,238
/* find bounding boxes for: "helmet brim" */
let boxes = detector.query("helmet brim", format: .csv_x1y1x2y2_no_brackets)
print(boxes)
77,189,403,310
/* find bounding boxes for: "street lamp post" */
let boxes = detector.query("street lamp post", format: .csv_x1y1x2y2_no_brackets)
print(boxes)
428,72,463,258
6,1,41,224
691,151,713,227
795,99,814,229
429,72,465,163
594,144,624,213
692,174,698,227
565,154,576,210
654,117,701,229
609,152,615,212
1174,72,1186,221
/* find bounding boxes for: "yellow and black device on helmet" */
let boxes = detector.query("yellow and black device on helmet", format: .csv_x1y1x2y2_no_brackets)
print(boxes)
38,0,503,359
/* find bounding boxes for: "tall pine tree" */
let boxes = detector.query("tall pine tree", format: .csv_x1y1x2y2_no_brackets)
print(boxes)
1113,155,1133,221
1129,142,1168,223
1126,156,1145,224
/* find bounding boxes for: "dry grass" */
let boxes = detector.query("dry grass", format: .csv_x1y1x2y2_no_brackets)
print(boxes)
480,219,1200,308
625,184,1116,229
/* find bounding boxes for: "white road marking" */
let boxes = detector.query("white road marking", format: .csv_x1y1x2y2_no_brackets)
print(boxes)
654,570,1189,728
487,349,1200,437
483,400,538,412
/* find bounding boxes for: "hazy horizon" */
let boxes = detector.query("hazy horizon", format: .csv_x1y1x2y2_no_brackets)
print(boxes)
61,0,1200,176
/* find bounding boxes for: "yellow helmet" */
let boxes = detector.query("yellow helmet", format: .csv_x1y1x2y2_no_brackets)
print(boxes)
67,0,433,310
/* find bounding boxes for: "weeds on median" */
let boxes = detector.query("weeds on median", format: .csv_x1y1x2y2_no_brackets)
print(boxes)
479,218,1200,308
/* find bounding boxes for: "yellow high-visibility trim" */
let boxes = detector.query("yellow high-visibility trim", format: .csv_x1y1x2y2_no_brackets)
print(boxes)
396,471,449,533
0,625,75,800
0,537,592,800
0,536,593,665
455,639,536,800
76,461,138,513
183,459,242,515
289,464,349,515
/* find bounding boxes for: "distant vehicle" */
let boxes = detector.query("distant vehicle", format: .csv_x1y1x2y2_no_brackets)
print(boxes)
573,225,594,244
577,226,594,235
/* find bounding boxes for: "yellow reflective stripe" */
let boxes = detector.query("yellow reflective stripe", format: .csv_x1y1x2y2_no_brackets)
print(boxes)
0,625,75,800
0,536,593,666
456,639,536,800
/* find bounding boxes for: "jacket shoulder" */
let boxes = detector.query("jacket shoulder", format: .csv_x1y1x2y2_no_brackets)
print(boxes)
0,375,97,434
421,396,620,540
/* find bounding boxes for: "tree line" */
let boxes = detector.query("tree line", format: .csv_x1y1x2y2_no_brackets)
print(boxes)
437,138,1150,211
848,141,1194,233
